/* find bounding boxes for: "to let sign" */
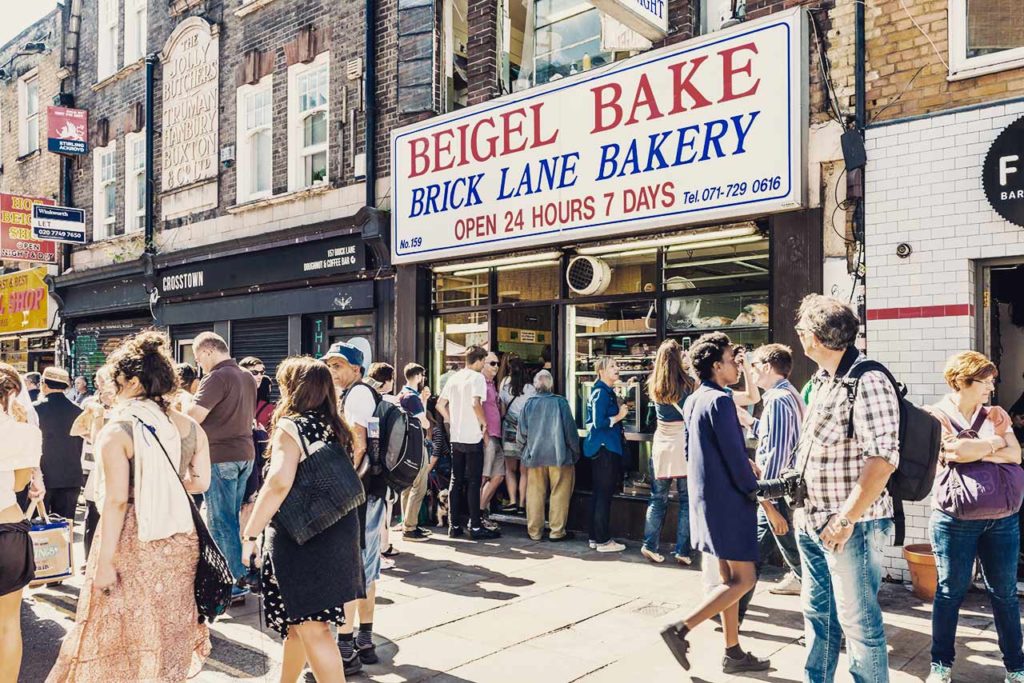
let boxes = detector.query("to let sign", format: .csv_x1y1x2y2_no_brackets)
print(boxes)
390,9,807,265
590,0,668,41
0,267,49,336
32,205,86,244
1,194,56,264
47,107,89,155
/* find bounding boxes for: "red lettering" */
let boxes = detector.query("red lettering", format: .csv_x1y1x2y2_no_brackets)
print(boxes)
591,83,623,134
500,108,528,155
432,129,456,172
408,137,431,178
470,118,497,163
667,56,712,115
719,43,760,102
529,103,558,149
624,73,664,126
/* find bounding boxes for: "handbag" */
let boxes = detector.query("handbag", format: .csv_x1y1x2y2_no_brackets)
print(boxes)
272,417,366,545
24,499,73,586
138,419,234,624
935,407,1024,521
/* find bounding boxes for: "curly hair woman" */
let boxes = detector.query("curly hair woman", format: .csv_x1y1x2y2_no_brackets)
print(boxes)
47,332,211,682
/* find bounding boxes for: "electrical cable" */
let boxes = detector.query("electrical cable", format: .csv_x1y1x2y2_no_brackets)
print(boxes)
807,8,846,126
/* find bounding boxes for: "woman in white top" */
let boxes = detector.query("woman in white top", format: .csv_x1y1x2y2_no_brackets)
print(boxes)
47,333,212,682
0,363,42,683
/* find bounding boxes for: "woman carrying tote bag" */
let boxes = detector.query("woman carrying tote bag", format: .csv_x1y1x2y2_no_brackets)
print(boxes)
642,340,696,565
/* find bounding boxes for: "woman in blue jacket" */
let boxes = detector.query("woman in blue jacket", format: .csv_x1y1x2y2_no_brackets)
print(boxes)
583,357,629,553
661,333,769,675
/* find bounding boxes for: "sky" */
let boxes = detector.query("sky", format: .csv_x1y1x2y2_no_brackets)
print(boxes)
0,2,58,50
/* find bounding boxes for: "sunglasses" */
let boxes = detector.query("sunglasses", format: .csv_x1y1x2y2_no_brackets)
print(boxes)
486,361,499,367
249,369,266,376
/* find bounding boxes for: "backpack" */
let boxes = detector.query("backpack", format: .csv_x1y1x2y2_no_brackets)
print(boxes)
345,382,425,494
843,360,943,545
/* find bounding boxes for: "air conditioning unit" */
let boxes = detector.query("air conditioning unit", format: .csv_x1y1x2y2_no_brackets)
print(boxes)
566,256,612,296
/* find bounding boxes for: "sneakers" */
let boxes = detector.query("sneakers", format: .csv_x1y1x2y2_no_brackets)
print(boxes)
659,624,690,670
1004,670,1024,683
589,540,597,549
770,572,802,595
595,540,625,553
357,641,379,665
481,517,501,531
926,663,952,683
673,553,693,566
470,526,501,540
500,503,519,514
340,648,363,676
230,585,250,602
403,528,430,542
548,531,575,542
448,525,464,538
641,546,665,563
722,651,770,674
380,555,396,571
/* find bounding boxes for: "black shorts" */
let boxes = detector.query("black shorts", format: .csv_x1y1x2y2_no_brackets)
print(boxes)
0,520,35,596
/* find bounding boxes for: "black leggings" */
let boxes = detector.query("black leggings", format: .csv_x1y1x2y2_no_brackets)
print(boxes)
449,442,484,529
589,448,622,544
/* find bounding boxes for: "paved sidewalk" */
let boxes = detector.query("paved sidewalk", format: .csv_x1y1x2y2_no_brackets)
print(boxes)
21,525,1015,682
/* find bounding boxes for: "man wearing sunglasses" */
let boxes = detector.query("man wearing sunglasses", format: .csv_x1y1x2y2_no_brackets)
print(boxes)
239,357,266,387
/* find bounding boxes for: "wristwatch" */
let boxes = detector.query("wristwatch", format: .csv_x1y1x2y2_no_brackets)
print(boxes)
836,516,852,529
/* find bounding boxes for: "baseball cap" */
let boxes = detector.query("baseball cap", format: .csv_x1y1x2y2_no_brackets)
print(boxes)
320,341,364,369
42,367,72,387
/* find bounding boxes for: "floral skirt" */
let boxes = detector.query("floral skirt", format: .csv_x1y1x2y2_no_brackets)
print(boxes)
46,505,211,683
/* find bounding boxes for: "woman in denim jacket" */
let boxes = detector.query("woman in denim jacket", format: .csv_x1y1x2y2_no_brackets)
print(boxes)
583,357,629,553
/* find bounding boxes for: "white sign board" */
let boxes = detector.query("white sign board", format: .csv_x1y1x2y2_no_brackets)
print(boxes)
590,0,668,41
31,205,86,244
390,9,807,265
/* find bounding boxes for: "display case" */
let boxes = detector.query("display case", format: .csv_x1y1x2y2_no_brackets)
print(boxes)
666,291,770,350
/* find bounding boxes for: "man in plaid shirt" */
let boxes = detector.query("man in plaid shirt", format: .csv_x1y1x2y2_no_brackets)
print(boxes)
793,295,900,683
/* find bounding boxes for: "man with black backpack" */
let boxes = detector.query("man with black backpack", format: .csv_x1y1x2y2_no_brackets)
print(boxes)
793,295,901,683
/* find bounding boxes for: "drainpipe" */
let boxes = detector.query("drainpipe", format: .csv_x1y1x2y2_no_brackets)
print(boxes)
144,53,157,255
365,0,376,210
854,2,867,328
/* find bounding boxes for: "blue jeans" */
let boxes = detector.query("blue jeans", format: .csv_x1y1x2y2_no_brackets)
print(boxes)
798,518,891,683
642,477,690,556
738,500,803,621
206,460,254,580
930,510,1024,672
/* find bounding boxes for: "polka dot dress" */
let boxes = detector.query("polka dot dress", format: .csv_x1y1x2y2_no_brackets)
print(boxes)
260,413,348,638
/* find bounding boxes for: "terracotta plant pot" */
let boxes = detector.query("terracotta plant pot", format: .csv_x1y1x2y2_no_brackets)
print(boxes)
904,543,938,601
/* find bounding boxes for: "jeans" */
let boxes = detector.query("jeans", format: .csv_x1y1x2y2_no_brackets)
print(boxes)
930,510,1024,672
799,518,891,683
206,460,254,580
362,496,386,585
449,442,484,529
589,447,622,544
642,477,690,556
738,500,803,620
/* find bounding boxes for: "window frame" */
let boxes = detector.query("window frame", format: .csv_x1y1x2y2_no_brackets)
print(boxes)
236,75,274,203
287,52,330,192
94,142,119,241
948,1,1024,81
124,0,148,65
124,131,146,235
98,0,119,81
17,73,40,156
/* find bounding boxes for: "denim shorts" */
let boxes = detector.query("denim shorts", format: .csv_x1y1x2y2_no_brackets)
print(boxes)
362,496,386,584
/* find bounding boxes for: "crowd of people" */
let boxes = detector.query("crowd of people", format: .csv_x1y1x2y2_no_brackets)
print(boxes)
0,293,1023,682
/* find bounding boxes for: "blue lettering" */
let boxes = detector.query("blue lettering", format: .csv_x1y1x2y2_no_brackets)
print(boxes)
643,131,672,173
731,111,759,154
597,144,620,181
698,118,729,162
673,125,701,165
617,140,641,178
409,187,426,217
558,152,579,189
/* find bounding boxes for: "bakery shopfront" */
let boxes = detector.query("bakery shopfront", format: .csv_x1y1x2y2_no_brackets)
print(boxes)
391,9,823,539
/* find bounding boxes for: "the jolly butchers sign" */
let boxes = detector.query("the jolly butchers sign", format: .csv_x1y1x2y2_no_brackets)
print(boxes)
390,9,806,265
161,17,219,192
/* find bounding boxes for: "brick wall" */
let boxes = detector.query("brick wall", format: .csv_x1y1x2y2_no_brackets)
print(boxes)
0,11,62,204
865,99,1024,580
466,0,499,106
865,0,1024,124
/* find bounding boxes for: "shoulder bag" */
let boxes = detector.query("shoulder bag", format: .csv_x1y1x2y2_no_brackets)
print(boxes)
137,419,234,624
935,407,1024,521
273,418,366,545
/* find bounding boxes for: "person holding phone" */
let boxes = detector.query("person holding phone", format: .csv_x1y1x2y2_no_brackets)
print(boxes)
583,357,629,553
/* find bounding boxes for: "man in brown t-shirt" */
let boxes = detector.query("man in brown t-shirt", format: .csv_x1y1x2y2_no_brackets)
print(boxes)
189,331,257,593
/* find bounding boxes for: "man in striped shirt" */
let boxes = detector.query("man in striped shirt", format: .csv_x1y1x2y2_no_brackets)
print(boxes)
737,344,804,608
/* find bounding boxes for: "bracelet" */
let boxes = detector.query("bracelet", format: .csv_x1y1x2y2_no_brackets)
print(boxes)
244,535,260,542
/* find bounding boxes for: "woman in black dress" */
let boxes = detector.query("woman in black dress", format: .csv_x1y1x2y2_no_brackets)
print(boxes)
242,357,365,683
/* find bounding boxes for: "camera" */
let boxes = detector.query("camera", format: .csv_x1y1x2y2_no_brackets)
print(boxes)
757,469,807,508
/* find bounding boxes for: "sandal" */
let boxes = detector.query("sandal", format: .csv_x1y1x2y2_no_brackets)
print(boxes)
660,624,690,670
381,544,400,558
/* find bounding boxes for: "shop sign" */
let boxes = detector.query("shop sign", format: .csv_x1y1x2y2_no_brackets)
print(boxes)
983,115,1024,228
590,0,668,41
32,205,86,244
161,18,219,193
157,235,364,297
390,8,806,265
1,194,56,264
0,267,49,336
47,106,89,155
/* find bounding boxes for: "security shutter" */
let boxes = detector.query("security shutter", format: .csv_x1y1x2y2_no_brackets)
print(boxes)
171,322,210,348
231,317,289,396
72,318,153,387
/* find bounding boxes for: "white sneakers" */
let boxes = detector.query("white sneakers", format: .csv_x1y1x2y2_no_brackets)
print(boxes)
641,546,665,563
769,572,802,596
593,540,625,553
926,663,951,683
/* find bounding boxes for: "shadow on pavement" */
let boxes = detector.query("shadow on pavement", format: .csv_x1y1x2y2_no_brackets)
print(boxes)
19,598,68,683
389,553,534,601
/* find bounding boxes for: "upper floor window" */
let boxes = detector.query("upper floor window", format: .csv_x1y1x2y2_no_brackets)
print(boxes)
288,53,329,191
442,0,468,111
701,0,746,34
236,76,273,203
124,131,146,234
94,142,119,240
98,0,119,80
124,0,148,64
949,0,1024,80
18,74,39,156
